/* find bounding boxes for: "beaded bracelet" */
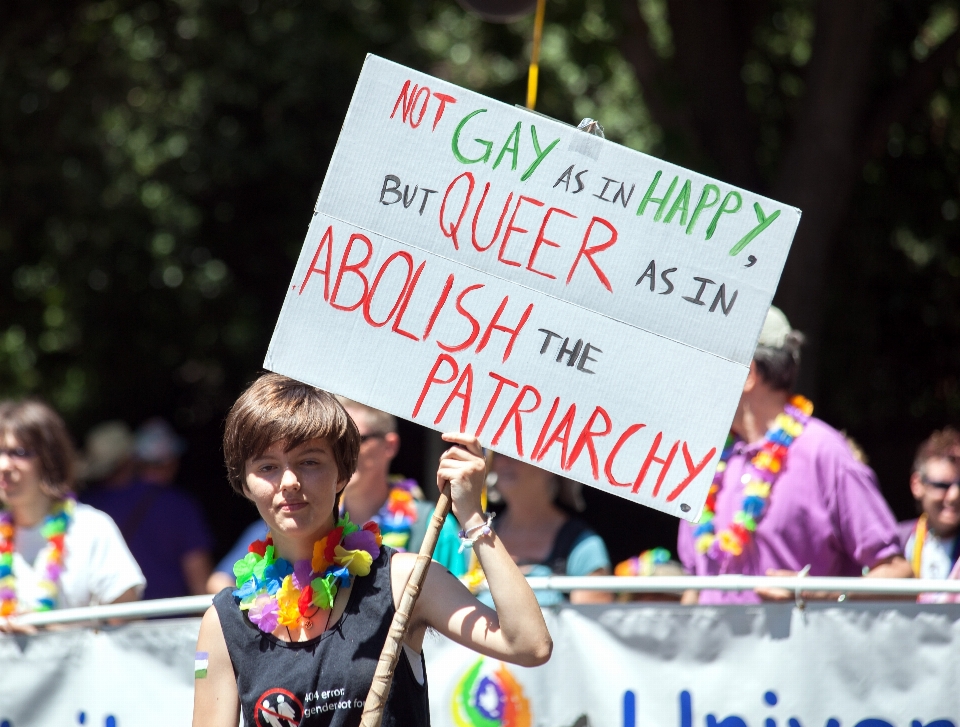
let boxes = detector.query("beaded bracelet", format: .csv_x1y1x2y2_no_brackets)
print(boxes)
457,512,496,553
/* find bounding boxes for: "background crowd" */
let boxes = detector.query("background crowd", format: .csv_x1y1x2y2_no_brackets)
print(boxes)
2,303,959,627
3,1,960,623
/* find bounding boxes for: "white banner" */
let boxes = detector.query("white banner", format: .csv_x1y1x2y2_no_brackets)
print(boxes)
264,55,802,521
2,605,958,727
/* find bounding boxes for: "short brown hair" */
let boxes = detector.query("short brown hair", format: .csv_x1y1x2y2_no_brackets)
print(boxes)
913,427,960,473
0,399,76,497
223,374,360,495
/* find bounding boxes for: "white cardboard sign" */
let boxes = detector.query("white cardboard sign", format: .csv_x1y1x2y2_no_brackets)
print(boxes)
265,55,800,521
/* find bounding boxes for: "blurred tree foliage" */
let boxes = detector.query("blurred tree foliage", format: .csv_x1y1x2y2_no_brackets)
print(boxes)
2,0,959,557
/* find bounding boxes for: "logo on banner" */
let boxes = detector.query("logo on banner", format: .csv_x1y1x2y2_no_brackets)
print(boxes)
452,657,531,727
255,688,303,727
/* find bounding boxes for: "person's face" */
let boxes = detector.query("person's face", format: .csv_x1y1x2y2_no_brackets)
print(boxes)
243,438,347,541
911,457,960,537
344,407,398,493
0,431,46,512
492,455,555,503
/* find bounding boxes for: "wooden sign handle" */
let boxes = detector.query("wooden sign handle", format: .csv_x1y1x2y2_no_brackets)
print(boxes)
360,489,452,727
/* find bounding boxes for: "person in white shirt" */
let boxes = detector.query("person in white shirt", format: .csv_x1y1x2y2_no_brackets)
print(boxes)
898,427,960,581
0,399,145,633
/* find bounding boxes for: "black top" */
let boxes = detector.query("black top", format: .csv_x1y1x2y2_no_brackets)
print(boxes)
214,546,429,727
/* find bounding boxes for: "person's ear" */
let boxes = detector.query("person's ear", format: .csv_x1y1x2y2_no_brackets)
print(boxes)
336,477,349,494
383,432,400,460
743,361,759,393
910,471,926,501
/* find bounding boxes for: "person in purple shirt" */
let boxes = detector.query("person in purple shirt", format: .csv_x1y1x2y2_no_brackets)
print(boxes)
678,307,912,604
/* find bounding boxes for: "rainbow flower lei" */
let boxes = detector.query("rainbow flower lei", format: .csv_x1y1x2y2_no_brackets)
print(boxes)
0,495,75,616
376,479,420,550
615,547,673,577
233,513,382,634
694,395,813,557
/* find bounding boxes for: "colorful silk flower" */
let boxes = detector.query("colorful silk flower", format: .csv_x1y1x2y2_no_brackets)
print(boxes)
0,496,75,616
694,395,813,558
233,513,382,634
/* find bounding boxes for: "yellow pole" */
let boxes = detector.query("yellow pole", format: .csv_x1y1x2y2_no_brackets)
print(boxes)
526,0,547,110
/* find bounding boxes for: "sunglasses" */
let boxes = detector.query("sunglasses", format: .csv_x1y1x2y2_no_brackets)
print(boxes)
359,433,386,444
0,447,36,460
922,475,960,491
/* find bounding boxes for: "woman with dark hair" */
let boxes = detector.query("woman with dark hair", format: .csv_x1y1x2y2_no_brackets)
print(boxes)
0,400,144,633
473,454,612,606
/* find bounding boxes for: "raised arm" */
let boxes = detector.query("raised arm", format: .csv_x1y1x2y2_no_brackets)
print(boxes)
394,433,552,667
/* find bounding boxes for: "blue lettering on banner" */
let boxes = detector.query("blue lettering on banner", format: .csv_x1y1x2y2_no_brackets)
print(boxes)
0,713,119,726
620,691,958,727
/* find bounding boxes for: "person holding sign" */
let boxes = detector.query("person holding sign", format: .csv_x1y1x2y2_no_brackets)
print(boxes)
677,308,911,603
193,374,551,727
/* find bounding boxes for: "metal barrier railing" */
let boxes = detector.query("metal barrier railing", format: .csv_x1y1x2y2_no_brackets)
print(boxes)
9,576,960,627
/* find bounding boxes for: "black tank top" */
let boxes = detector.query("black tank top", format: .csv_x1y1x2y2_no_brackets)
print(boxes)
214,546,430,727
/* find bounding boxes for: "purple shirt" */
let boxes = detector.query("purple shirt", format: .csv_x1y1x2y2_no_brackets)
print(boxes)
678,417,902,604
83,479,214,600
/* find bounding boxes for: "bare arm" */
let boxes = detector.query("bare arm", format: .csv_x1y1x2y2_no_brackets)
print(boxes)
569,567,614,604
393,433,552,667
192,605,241,727
757,555,913,602
182,549,214,596
206,570,236,595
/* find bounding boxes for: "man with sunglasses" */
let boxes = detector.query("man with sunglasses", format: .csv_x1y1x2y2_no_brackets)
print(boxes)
899,428,960,581
206,398,465,593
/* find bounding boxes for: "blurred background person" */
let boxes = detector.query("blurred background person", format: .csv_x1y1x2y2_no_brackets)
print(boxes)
614,548,685,602
899,428,960,580
678,307,911,604
0,400,144,632
207,397,464,593
471,454,611,606
83,418,213,600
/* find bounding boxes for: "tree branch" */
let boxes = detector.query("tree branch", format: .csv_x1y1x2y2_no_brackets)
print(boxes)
861,29,960,163
618,0,700,147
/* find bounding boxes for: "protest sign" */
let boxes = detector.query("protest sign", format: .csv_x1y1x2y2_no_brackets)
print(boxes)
264,55,801,520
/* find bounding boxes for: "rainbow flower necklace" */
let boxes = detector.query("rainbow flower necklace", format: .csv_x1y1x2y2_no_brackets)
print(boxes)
368,478,419,551
233,513,382,634
0,495,76,616
694,395,813,557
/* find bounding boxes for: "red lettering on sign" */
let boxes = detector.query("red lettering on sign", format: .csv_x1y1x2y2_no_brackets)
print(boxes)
527,207,576,280
471,183,514,253
491,385,542,457
413,353,459,418
436,284,484,353
363,251,415,328
566,216,618,292
567,406,612,480
299,225,335,299
330,233,373,311
604,424,646,488
391,261,427,341
474,372,519,438
666,443,717,502
475,297,533,363
439,173,475,251
531,397,561,461
390,81,418,123
436,364,474,432
410,86,430,128
535,403,577,468
422,274,455,342
632,432,680,495
498,195,544,268
432,93,457,131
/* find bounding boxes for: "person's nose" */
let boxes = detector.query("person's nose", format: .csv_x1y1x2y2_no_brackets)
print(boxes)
279,467,301,492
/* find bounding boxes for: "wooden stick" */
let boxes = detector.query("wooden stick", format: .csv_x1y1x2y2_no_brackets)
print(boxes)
360,488,452,727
